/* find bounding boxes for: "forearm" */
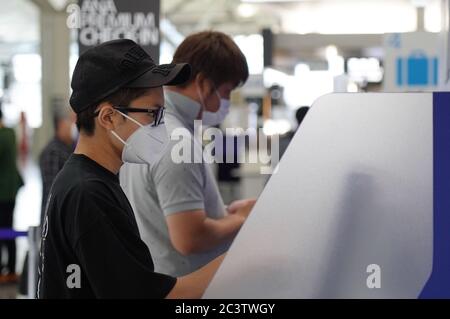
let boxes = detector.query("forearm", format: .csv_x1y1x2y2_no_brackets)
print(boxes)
166,254,225,299
167,210,246,255
190,214,244,252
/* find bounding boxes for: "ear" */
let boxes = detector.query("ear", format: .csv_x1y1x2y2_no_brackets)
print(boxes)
96,102,121,131
195,73,213,94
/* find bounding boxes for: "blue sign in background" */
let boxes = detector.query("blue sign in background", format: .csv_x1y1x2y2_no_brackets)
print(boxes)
396,52,438,87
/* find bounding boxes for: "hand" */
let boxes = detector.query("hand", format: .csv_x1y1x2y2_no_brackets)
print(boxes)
227,198,256,219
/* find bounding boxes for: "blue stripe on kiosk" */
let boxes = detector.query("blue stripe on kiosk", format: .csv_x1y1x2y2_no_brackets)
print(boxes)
419,92,450,298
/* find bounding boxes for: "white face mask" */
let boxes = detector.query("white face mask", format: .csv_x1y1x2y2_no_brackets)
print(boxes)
197,86,231,126
110,110,168,165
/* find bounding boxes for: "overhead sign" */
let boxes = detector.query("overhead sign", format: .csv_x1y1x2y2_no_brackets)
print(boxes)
384,32,440,91
77,0,160,62
396,50,438,87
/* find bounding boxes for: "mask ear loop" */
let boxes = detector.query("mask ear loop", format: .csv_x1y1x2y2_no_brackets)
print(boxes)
120,109,167,144
111,130,128,145
214,86,222,102
116,110,144,128
110,110,144,146
196,85,209,127
197,83,220,121
196,85,207,110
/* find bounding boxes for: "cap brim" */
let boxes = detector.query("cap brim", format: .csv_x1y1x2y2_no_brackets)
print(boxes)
125,63,191,88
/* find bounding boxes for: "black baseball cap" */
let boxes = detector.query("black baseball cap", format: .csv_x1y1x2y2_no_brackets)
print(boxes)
70,39,191,113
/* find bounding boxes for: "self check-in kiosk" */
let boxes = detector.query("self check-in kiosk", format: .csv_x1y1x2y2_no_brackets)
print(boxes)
205,93,450,298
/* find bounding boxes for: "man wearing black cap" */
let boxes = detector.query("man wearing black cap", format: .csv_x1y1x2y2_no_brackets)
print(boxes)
37,39,222,298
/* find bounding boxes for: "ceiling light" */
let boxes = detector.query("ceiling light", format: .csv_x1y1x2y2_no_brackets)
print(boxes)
242,0,302,3
237,3,257,18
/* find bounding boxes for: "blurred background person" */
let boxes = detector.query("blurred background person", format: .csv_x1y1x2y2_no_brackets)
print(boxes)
18,107,76,296
17,111,29,168
38,108,76,221
279,106,309,159
0,102,24,284
295,106,309,129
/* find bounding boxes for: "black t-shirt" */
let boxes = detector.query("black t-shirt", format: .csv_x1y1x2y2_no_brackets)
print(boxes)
37,154,176,298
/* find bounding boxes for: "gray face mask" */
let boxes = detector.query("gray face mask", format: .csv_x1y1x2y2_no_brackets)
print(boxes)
196,85,230,126
110,111,168,165
202,90,231,126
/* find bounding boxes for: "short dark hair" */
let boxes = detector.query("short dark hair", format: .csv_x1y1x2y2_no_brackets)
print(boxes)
76,87,150,136
172,31,249,89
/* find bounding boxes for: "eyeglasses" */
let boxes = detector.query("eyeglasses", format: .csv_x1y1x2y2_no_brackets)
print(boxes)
94,106,165,126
